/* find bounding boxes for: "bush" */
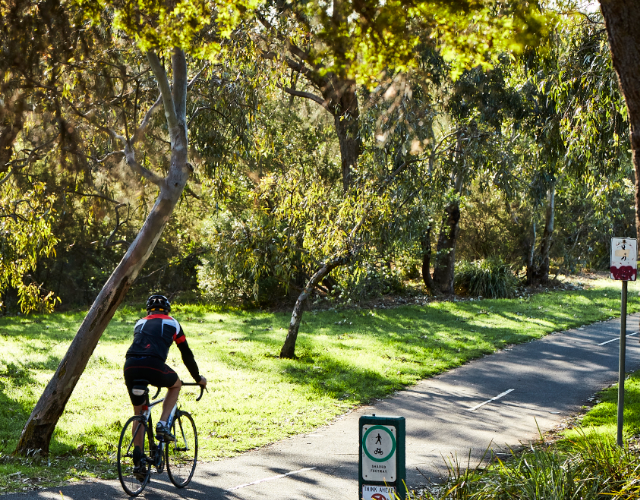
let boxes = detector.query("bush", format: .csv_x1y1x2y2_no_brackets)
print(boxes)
332,262,404,303
454,258,518,299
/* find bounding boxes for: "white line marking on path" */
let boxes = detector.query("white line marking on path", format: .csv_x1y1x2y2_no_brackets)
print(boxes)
227,467,317,491
598,332,638,346
467,389,514,412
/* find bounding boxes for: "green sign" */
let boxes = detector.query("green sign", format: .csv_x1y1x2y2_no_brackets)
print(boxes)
359,415,406,499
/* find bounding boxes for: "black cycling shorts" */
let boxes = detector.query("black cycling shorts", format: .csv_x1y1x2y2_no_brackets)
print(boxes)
124,356,179,405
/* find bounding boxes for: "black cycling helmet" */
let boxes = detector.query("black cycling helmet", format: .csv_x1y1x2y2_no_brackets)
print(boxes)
147,294,171,313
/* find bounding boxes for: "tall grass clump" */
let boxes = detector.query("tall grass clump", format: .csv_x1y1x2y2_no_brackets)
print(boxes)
415,432,640,499
454,258,518,299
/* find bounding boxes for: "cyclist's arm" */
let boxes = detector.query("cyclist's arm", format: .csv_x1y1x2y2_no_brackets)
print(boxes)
174,329,202,383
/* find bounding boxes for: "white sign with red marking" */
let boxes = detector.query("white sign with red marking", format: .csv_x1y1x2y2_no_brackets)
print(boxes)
610,238,637,281
362,485,396,500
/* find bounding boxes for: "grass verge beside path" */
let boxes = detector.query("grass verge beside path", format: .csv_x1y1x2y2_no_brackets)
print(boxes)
0,275,637,492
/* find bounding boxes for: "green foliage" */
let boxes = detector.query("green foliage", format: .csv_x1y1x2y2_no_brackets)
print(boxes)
76,0,261,59
428,437,638,500
454,258,518,298
196,210,294,305
282,0,550,83
327,262,405,304
0,181,59,313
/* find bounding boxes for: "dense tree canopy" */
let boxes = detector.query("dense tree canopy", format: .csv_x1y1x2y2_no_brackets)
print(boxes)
0,0,635,451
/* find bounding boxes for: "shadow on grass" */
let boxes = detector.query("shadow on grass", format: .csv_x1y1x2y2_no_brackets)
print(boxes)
201,287,634,405
0,362,75,457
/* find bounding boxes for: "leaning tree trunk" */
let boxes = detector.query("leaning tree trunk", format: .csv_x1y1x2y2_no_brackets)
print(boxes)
432,200,461,295
280,256,349,359
15,48,190,455
280,77,362,359
600,1,640,241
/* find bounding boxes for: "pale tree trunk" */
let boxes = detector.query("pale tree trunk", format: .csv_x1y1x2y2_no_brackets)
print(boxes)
600,1,640,241
280,255,349,359
15,48,191,455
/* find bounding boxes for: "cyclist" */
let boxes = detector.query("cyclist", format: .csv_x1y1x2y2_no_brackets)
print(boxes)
123,294,207,476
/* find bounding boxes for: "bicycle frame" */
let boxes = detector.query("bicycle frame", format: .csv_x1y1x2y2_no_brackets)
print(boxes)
129,382,204,470
118,381,205,496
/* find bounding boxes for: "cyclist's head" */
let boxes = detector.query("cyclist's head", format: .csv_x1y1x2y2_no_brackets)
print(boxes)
147,294,171,313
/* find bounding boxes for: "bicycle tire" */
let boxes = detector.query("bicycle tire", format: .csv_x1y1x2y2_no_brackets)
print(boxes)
166,411,198,488
117,415,151,496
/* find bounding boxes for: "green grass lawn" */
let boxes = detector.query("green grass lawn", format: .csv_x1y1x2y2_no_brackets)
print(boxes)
0,275,638,492
563,371,640,442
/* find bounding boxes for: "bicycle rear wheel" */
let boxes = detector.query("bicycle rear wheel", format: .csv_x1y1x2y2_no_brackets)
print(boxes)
117,415,151,496
166,411,198,488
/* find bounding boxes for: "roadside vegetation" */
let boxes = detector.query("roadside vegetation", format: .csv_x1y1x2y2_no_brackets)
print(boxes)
0,275,636,492
417,351,640,499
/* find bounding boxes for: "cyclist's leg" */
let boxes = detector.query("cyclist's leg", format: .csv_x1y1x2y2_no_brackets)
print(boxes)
160,377,182,422
132,404,145,449
123,359,151,461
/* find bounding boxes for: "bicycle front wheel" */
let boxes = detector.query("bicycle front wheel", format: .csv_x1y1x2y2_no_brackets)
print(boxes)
166,411,198,488
117,415,151,496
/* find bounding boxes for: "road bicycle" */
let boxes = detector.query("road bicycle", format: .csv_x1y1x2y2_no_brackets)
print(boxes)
117,379,205,497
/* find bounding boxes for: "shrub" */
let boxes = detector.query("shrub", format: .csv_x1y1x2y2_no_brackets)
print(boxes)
416,432,640,500
454,258,518,299
332,262,404,303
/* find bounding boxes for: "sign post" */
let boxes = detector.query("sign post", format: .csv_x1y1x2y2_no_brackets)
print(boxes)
610,237,637,447
359,415,406,500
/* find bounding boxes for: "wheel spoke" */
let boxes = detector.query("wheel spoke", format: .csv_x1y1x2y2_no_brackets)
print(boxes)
166,412,198,488
117,416,151,496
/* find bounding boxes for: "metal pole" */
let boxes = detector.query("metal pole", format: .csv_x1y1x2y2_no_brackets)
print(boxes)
617,280,628,447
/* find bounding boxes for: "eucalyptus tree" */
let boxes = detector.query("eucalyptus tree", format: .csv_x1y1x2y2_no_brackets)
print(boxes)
15,0,258,455
502,9,627,284
406,60,524,295
255,0,550,357
599,1,640,241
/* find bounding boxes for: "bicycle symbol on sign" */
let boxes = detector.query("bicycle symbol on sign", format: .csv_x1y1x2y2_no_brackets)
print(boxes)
374,448,384,455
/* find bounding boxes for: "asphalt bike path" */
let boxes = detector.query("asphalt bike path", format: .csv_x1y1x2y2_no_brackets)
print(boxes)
7,313,640,499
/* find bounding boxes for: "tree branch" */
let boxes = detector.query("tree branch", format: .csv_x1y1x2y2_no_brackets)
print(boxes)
124,142,164,186
256,12,315,66
0,168,12,186
64,190,119,204
62,96,127,143
280,85,329,109
147,51,179,132
105,203,130,248
124,64,206,147
172,48,188,125
131,95,162,146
